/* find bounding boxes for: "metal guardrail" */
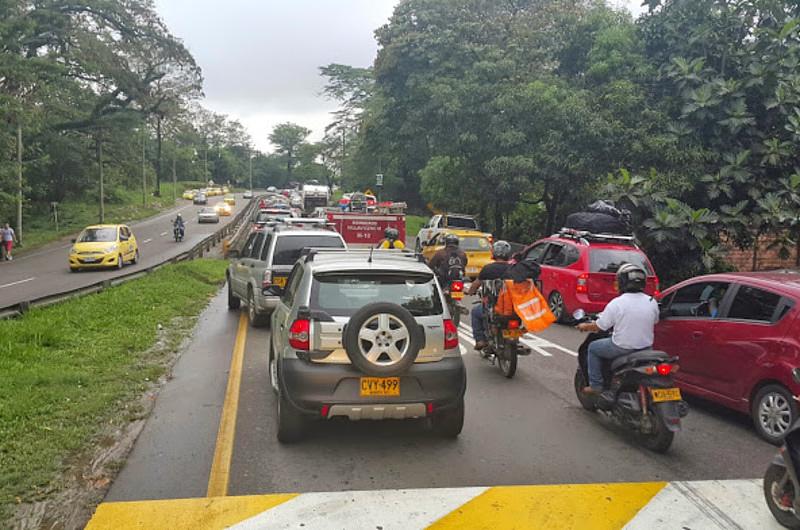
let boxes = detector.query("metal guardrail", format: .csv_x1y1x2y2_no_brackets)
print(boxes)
0,197,263,320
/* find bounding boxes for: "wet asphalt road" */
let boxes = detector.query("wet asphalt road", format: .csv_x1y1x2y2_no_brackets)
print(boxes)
107,290,776,502
0,194,247,309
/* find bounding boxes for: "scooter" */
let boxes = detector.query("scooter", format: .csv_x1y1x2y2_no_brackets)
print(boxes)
174,225,184,242
764,414,800,528
573,309,688,453
476,279,530,379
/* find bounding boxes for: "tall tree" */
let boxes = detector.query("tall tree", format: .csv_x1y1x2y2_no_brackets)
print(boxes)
268,122,311,179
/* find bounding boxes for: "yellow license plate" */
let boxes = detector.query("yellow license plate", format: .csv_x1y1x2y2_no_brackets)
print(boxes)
451,291,464,300
651,388,681,402
502,329,524,339
273,276,287,288
360,377,400,397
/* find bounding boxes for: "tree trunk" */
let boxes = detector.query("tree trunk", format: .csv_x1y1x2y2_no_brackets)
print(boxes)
155,116,162,196
97,132,105,223
17,121,23,242
287,148,293,178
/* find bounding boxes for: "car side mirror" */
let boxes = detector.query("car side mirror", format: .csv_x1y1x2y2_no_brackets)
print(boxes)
71,238,76,243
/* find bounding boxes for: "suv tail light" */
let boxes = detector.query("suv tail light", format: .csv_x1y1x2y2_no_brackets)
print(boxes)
576,273,588,294
262,269,273,289
654,276,661,297
450,280,464,292
444,319,459,350
289,319,310,351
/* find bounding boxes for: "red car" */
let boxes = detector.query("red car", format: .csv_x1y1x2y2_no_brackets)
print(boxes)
655,271,800,443
516,230,659,322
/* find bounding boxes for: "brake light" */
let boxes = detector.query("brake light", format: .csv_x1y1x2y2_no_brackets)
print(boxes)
657,363,674,376
288,319,310,351
262,270,273,289
450,280,464,292
426,402,435,415
508,319,520,330
576,273,588,294
654,276,661,298
320,404,330,418
444,319,459,350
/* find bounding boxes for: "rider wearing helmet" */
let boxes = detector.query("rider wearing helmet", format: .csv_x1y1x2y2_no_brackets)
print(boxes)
577,263,659,394
378,227,405,249
429,233,468,282
466,240,513,350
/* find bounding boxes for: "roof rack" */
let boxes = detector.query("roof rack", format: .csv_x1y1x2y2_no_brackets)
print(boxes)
272,219,337,232
303,248,425,263
554,228,638,247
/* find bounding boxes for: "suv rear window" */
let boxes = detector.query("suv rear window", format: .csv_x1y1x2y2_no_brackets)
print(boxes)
590,249,653,275
445,217,478,230
272,235,344,265
311,273,443,317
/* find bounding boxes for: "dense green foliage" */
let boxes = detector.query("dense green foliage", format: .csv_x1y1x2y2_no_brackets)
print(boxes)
331,0,800,278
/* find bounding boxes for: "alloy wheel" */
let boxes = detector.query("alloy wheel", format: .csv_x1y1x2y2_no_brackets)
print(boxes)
759,392,792,438
548,291,564,321
356,313,411,368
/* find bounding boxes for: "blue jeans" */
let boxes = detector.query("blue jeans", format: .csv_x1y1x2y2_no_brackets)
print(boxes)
471,304,486,342
587,338,635,390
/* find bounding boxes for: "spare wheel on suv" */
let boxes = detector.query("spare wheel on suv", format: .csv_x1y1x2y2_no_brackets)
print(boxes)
342,302,424,376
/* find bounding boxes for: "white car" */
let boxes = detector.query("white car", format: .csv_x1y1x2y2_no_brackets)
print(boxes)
243,190,254,199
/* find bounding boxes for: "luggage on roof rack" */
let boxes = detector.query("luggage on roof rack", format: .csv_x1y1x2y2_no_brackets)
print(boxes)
564,211,629,235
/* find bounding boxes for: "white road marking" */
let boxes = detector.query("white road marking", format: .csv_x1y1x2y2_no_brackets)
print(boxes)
142,238,153,244
458,331,475,346
160,231,168,236
460,322,576,357
0,277,35,289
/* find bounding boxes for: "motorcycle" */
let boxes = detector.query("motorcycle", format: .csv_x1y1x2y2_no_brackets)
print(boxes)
443,279,466,327
764,413,800,528
573,309,688,453
173,225,184,242
477,279,529,379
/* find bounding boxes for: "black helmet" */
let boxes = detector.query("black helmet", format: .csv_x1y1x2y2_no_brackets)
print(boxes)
492,240,512,260
617,263,647,293
384,227,399,240
444,233,460,247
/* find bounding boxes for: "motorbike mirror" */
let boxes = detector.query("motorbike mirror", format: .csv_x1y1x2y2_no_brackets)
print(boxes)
572,309,586,321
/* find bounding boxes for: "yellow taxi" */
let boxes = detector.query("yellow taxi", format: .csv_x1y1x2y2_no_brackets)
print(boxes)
209,186,223,196
422,229,493,279
215,201,233,216
69,224,139,272
222,185,230,194
223,193,236,206
182,189,197,200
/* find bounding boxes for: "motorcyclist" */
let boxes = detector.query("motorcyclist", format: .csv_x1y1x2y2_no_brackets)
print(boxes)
429,233,468,286
377,227,405,249
173,214,185,239
576,263,659,394
466,240,513,351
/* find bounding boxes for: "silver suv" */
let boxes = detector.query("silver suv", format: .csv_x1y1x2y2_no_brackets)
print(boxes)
269,249,466,442
227,223,346,326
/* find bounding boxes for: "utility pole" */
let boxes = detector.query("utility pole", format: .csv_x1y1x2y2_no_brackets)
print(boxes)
142,126,147,206
172,152,177,203
16,121,23,242
249,149,253,191
98,132,105,223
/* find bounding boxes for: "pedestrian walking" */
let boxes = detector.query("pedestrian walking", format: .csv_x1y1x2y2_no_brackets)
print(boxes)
2,223,17,261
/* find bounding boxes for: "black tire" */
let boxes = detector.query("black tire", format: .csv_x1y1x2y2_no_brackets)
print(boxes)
116,254,124,269
276,387,306,443
227,277,241,310
753,384,798,445
342,302,423,376
269,340,278,395
640,408,675,453
764,463,800,529
132,249,139,265
431,399,465,438
70,267,78,273
247,288,269,327
548,291,566,323
574,369,597,411
499,343,517,378
449,300,461,327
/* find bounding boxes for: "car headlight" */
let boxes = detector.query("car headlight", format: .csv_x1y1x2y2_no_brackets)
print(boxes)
107,244,118,252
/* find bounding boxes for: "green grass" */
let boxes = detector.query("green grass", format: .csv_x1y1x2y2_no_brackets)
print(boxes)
0,259,228,521
19,182,206,251
406,215,428,241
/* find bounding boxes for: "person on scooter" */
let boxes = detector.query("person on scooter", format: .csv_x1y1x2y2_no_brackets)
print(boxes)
173,214,185,240
577,263,659,395
377,227,405,249
466,240,512,350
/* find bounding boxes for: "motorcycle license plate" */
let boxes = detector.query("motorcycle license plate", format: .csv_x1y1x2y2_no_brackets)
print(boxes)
360,377,400,397
651,388,681,402
273,276,287,288
502,329,524,339
451,291,464,300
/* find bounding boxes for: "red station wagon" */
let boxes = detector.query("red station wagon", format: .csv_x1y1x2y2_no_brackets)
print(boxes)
517,230,659,322
655,271,800,443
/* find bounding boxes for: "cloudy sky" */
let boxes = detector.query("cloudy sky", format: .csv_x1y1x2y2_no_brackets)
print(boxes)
154,0,646,153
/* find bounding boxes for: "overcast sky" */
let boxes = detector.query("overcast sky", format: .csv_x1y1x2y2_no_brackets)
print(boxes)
154,0,646,153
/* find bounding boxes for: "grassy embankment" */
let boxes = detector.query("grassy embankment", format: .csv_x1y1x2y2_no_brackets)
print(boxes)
0,259,228,521
406,214,428,241
18,182,205,252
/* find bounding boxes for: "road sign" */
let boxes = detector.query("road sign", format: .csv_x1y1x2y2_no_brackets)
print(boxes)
376,173,384,187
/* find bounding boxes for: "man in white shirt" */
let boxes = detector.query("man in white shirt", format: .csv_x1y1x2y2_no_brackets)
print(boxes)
577,263,659,393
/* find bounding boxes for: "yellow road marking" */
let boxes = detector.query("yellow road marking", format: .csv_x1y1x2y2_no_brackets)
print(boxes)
207,312,248,497
427,482,667,529
85,494,298,530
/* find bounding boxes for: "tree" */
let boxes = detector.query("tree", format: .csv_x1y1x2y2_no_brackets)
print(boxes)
268,123,311,179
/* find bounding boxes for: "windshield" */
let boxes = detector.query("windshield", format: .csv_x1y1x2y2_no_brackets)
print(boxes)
200,208,215,214
460,236,490,252
590,249,653,275
445,217,478,230
311,273,443,317
78,228,117,243
272,235,344,265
